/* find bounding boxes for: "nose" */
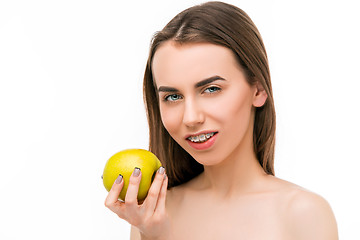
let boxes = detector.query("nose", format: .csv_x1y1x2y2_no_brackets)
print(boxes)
182,98,205,128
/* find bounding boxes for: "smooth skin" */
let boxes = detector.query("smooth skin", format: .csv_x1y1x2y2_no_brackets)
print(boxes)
106,41,338,240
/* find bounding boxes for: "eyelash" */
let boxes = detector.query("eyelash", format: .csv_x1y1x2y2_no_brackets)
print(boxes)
164,94,182,102
162,86,221,102
204,86,221,94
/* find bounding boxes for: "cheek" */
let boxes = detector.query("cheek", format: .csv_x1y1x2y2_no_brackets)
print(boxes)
159,105,182,134
206,91,253,125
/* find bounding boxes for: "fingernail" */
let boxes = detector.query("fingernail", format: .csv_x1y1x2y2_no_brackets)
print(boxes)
132,167,141,177
158,166,165,175
115,174,123,184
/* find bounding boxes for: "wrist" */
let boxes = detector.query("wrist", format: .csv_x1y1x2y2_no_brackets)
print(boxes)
141,236,166,240
140,233,169,240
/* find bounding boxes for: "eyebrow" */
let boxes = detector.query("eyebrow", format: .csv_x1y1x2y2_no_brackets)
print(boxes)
157,75,225,93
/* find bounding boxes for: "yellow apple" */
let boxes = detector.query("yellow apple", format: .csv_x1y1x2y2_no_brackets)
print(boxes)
102,149,162,202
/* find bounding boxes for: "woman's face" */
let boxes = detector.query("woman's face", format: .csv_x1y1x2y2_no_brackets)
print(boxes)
152,41,266,166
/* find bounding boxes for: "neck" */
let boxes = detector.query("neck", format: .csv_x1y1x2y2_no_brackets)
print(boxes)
197,128,267,199
202,151,266,198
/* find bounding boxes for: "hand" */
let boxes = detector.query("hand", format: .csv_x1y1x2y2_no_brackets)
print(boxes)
105,167,171,240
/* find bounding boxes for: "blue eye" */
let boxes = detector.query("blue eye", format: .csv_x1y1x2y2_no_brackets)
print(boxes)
204,86,221,93
164,94,182,102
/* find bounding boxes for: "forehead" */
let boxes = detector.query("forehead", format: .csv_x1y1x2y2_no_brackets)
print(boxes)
152,41,241,86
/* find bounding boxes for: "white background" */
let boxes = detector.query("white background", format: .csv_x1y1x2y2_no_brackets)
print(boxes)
0,0,359,239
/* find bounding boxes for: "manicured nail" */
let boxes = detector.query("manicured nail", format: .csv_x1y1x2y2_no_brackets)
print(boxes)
133,167,141,177
158,166,165,175
115,174,123,184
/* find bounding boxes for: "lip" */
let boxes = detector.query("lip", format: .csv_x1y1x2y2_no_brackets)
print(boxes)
186,131,218,151
184,130,218,139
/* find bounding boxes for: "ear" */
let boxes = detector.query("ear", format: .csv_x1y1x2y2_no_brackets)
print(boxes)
252,82,268,107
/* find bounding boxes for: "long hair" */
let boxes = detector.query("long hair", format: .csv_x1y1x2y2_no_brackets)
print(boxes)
143,1,276,188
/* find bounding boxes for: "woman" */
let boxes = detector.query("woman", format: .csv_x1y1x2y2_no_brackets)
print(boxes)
105,2,338,239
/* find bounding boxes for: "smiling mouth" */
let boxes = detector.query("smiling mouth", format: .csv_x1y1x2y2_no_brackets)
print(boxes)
187,132,217,143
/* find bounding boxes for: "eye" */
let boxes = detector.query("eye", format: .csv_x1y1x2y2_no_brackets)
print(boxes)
203,86,221,94
164,94,182,102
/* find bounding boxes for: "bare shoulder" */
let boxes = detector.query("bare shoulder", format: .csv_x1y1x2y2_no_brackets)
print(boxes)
165,175,200,203
165,183,186,210
268,177,338,239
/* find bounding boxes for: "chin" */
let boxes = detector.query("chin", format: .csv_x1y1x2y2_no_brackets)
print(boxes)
187,150,224,166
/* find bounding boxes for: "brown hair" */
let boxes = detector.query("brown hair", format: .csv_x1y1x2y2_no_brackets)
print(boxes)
143,1,276,188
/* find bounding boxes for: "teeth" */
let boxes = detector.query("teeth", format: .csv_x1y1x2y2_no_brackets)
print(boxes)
188,132,215,143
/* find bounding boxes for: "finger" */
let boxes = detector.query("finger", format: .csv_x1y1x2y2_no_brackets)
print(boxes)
143,167,166,212
124,167,142,209
154,173,168,215
104,174,125,213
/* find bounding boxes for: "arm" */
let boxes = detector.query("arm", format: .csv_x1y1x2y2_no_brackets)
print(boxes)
130,222,171,240
286,190,338,240
130,225,141,240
